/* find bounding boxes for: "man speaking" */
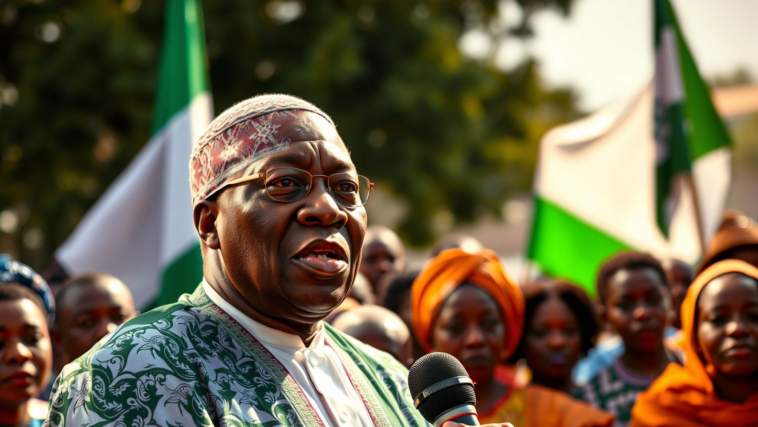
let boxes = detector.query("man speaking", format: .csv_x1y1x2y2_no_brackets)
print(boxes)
46,95,427,426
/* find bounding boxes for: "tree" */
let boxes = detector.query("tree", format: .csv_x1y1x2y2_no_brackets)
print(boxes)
0,0,579,269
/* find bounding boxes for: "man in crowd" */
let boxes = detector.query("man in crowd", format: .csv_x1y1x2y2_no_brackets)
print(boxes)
52,272,137,364
332,304,413,368
661,258,693,330
360,225,407,294
46,95,436,426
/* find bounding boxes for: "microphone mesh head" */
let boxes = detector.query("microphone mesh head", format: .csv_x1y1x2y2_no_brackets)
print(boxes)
407,352,476,422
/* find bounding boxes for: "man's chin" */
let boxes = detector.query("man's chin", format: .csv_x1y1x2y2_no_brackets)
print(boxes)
286,289,346,319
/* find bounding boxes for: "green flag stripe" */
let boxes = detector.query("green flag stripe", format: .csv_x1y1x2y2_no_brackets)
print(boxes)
666,0,731,159
151,0,210,136
527,197,635,298
149,244,203,310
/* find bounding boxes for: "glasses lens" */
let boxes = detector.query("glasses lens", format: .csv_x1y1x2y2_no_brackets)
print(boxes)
329,173,363,207
265,168,311,202
358,175,371,206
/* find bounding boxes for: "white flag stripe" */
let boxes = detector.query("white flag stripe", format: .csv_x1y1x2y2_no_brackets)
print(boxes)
57,134,166,307
535,83,701,264
57,92,211,308
161,93,212,267
692,147,732,243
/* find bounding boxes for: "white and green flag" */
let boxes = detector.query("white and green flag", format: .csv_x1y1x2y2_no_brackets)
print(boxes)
57,0,212,309
526,0,731,296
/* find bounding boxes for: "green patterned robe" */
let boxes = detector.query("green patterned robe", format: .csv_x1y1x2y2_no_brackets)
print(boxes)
45,285,428,426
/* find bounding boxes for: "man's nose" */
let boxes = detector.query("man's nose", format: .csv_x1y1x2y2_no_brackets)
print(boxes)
633,304,652,321
296,179,348,228
379,259,394,273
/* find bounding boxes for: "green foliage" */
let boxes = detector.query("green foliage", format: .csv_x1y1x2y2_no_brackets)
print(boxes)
0,0,579,268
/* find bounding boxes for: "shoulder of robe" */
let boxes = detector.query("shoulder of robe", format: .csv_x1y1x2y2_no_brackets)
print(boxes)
324,323,409,374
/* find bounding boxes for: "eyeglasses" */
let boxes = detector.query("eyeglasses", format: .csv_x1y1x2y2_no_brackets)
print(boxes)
219,167,374,207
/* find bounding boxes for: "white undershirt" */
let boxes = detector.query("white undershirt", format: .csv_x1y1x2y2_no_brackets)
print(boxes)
202,280,375,427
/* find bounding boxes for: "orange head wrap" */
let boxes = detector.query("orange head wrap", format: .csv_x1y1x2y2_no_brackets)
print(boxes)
631,260,758,427
410,248,524,356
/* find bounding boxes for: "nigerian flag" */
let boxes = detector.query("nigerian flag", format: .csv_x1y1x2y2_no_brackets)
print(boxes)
57,0,212,309
526,0,731,296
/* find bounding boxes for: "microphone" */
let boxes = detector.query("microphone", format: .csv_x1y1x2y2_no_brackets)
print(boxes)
408,352,480,426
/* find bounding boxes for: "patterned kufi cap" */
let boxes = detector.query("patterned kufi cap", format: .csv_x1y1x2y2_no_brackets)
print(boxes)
0,254,55,326
189,94,334,204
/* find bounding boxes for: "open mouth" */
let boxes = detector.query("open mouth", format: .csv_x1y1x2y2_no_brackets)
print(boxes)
294,241,348,276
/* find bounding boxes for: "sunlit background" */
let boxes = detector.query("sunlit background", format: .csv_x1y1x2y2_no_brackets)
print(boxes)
1,0,756,276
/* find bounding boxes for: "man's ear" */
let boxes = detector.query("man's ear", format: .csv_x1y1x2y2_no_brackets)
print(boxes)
194,199,220,250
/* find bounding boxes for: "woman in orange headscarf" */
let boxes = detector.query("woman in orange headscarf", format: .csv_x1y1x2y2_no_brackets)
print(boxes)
411,249,613,427
631,260,758,426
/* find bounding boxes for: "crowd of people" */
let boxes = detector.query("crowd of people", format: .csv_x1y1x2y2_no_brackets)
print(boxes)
1,94,757,426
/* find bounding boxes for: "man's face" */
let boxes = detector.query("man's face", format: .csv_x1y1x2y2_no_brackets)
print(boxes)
214,112,367,324
56,280,137,363
360,240,404,291
605,267,669,355
663,259,694,328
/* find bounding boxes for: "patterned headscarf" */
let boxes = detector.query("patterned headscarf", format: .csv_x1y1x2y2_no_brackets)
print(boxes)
0,254,55,326
189,94,335,205
410,249,524,355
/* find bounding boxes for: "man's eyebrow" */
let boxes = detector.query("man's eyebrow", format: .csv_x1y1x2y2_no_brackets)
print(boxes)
260,150,310,168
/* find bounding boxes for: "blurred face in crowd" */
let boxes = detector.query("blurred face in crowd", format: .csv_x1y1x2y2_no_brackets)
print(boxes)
605,267,669,355
332,306,412,367
55,276,136,364
202,112,367,326
431,284,505,385
696,273,758,383
524,296,582,383
360,230,406,292
663,259,694,329
0,296,51,406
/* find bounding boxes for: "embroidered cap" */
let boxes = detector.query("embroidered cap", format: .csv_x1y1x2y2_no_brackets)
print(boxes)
189,94,335,205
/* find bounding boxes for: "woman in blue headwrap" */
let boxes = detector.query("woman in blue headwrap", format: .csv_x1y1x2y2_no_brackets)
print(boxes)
0,255,54,427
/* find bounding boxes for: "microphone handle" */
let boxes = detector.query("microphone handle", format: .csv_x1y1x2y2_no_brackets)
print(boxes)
433,404,480,426
446,413,480,426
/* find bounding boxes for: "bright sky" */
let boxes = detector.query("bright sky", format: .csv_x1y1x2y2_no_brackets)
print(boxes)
495,0,758,111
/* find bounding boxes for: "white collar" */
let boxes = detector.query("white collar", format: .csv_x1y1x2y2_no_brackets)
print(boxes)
202,279,325,351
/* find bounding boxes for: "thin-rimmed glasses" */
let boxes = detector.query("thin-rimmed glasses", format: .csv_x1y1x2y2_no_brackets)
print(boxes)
216,167,374,208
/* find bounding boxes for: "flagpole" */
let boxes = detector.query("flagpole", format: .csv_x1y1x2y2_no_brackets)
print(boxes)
685,174,707,254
